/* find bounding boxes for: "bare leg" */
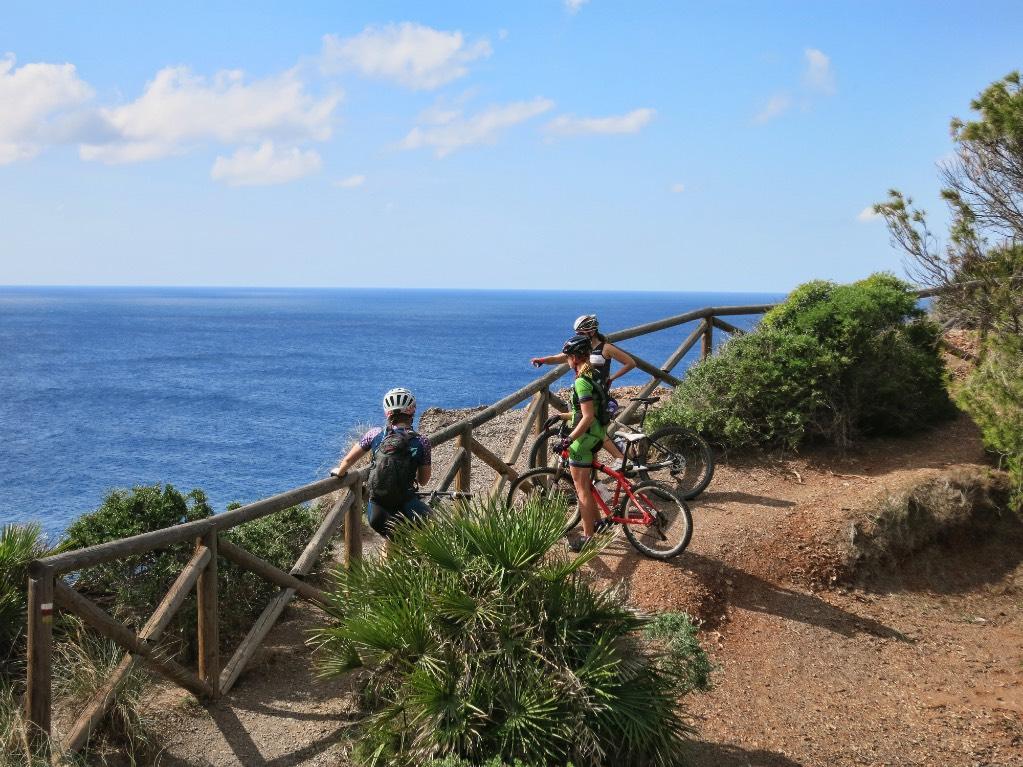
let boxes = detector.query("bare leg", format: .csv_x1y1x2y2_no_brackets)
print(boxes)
570,465,598,537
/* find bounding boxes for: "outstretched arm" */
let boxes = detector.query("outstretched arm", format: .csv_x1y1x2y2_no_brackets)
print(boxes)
530,352,569,367
331,443,368,477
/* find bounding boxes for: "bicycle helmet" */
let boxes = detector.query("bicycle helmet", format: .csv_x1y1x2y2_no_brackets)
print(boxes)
382,387,416,415
562,335,591,357
573,314,599,333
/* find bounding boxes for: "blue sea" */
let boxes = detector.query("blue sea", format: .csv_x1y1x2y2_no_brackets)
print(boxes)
1,287,781,537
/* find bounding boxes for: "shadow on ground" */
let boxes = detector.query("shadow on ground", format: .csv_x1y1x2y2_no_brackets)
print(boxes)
686,740,805,767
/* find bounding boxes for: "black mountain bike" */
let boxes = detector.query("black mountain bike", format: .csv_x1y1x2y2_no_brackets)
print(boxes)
528,396,714,500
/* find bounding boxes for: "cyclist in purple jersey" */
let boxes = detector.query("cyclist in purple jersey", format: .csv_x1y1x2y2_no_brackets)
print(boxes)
331,387,433,538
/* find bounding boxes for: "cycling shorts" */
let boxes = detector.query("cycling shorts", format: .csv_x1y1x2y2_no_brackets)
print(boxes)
568,432,603,468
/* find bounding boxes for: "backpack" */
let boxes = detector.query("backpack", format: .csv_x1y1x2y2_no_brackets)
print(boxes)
368,429,419,507
572,371,612,427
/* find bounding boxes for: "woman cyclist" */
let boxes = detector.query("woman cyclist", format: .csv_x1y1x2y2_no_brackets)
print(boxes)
557,335,609,552
530,314,636,467
330,387,432,538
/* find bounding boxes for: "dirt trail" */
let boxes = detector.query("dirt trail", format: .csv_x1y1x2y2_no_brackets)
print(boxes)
152,405,1023,767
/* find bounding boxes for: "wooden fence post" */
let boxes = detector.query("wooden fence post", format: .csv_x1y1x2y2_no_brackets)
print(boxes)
456,426,472,492
25,562,54,749
701,319,714,359
345,481,363,567
535,389,550,468
196,531,219,700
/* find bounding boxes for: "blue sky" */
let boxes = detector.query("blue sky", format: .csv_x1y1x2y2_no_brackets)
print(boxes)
1,1,1021,291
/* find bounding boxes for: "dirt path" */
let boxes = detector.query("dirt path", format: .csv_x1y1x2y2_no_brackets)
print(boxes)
152,407,1023,767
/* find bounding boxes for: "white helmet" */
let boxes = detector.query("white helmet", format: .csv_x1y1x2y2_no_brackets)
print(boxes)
382,387,416,415
573,314,599,332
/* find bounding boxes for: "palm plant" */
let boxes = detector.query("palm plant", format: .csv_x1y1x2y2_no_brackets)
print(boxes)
0,523,48,677
312,495,708,767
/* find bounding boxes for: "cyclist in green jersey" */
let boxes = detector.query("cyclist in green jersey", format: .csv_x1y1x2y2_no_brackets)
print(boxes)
557,335,607,552
530,314,635,469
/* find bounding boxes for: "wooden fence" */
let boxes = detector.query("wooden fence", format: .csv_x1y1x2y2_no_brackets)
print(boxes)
23,302,775,751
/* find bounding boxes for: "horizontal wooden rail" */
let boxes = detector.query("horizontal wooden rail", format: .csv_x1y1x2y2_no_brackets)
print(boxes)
38,472,364,574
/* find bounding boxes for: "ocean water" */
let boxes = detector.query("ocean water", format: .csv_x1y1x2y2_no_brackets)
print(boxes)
0,287,782,536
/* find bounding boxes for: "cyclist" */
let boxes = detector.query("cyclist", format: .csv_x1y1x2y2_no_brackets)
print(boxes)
330,387,433,538
530,314,636,467
557,335,609,552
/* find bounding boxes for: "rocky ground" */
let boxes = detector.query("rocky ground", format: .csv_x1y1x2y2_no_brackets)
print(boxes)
126,390,1021,767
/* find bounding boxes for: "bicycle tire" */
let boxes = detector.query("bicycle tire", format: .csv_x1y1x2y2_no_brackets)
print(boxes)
619,480,693,559
506,467,582,533
527,426,562,469
637,426,715,500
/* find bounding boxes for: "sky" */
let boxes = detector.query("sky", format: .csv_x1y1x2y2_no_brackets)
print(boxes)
1,1,1021,292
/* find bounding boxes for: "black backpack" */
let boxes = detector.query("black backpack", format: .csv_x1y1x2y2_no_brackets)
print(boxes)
368,429,418,507
573,371,612,427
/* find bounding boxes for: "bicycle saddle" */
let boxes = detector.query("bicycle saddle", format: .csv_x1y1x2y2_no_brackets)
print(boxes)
629,396,660,404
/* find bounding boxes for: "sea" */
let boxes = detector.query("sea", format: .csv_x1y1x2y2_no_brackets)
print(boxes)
0,287,783,537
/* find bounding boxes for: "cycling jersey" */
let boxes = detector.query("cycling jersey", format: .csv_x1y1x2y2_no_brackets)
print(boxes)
589,339,611,390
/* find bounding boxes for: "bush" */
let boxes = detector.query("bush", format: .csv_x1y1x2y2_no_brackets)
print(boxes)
220,503,323,642
0,524,48,678
957,334,1023,508
59,484,322,657
653,274,955,449
313,496,708,767
59,484,212,614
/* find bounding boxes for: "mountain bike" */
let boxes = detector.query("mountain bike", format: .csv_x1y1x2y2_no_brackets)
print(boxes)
528,396,714,500
507,444,693,560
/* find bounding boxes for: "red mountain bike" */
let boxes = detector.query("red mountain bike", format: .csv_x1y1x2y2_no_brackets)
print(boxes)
507,444,693,560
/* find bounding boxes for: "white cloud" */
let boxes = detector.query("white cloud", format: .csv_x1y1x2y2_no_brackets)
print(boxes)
857,206,880,222
322,23,491,90
753,93,792,124
753,48,836,125
80,66,339,163
545,107,655,137
671,183,685,194
400,98,554,157
210,142,321,186
335,174,366,188
803,48,836,95
0,54,93,164
566,0,591,12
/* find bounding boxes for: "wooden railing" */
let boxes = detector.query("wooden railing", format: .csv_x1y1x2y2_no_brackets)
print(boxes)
22,302,775,751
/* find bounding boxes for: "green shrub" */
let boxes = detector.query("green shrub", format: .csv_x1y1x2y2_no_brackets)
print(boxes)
653,274,955,449
59,485,322,657
0,524,48,678
58,485,213,655
219,503,323,642
958,335,1023,508
314,496,707,767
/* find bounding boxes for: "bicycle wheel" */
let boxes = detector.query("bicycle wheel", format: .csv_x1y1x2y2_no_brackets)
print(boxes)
506,467,581,533
528,426,562,469
619,481,693,560
637,426,715,500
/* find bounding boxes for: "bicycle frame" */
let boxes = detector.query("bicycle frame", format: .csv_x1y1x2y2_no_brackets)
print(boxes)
552,450,657,527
